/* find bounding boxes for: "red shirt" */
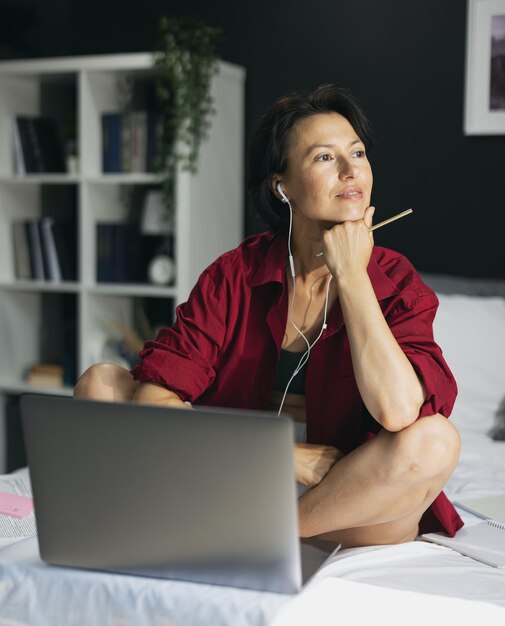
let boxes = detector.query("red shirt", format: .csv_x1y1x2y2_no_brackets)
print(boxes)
132,230,464,536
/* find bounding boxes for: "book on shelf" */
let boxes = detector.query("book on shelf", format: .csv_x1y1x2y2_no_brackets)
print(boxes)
146,111,162,172
36,117,67,172
12,219,76,282
130,110,148,173
24,363,64,388
14,116,67,174
102,110,160,174
421,517,505,568
102,112,122,173
96,222,141,283
26,220,45,280
53,221,77,281
96,222,115,282
12,120,26,175
114,222,141,283
39,218,63,282
15,118,38,173
121,113,133,173
11,221,31,280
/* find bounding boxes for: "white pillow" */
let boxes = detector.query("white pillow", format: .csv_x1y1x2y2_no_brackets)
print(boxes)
433,293,505,433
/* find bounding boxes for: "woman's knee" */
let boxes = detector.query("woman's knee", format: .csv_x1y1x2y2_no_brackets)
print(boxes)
384,414,461,481
416,414,461,471
73,362,137,402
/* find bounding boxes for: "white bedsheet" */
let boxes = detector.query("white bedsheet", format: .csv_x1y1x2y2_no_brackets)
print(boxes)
273,578,505,626
444,428,505,501
0,536,290,626
0,429,504,625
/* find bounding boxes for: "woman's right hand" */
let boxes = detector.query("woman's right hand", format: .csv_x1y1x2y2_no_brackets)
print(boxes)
294,443,345,488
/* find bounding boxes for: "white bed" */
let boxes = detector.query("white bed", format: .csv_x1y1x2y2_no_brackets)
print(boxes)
0,277,504,625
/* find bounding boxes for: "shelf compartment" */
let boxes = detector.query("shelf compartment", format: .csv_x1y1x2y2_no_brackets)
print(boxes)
79,293,174,373
0,73,77,177
0,182,79,284
81,181,174,288
80,69,160,178
0,290,78,388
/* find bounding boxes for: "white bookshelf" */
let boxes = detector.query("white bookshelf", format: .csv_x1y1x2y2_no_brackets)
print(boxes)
0,53,245,470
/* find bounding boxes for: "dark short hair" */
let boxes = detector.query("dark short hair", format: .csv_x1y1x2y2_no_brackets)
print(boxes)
246,84,374,231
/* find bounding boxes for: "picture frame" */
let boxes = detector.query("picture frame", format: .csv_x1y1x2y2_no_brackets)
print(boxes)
464,0,505,134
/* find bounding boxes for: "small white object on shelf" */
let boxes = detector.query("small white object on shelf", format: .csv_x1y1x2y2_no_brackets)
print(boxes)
141,190,173,235
148,254,175,286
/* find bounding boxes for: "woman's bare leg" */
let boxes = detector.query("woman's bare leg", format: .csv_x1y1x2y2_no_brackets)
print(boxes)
73,362,137,402
298,414,461,548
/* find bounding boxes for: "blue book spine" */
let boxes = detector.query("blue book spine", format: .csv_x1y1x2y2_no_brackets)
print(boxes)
113,223,140,283
102,113,122,173
28,219,45,280
96,223,117,282
146,111,162,172
52,221,77,281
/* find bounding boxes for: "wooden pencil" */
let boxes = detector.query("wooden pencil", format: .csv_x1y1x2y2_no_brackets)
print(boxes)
369,208,413,232
314,208,414,256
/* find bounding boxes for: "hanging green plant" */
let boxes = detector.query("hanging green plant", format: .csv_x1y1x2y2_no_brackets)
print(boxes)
154,16,222,211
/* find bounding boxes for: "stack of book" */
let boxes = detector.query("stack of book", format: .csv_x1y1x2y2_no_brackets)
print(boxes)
13,116,67,175
96,222,142,283
12,218,76,282
102,110,162,173
24,363,64,388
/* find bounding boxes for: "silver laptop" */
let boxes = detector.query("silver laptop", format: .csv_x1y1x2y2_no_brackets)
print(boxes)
20,394,304,594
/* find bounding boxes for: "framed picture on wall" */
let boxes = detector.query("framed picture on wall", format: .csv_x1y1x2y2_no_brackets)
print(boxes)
465,0,505,134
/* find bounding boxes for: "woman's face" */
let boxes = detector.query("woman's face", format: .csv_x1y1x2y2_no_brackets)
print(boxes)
277,112,373,227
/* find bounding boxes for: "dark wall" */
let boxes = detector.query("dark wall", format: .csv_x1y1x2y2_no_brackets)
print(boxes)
2,0,504,278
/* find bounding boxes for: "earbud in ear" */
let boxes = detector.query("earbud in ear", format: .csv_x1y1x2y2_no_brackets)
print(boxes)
276,182,289,204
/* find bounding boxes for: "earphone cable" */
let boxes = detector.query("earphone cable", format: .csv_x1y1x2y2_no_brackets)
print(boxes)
276,191,332,417
277,272,332,416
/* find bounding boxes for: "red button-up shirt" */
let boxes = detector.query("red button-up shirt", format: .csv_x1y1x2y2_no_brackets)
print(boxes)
132,230,464,536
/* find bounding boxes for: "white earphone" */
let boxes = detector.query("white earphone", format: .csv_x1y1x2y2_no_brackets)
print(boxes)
277,182,289,204
277,183,296,278
275,181,332,416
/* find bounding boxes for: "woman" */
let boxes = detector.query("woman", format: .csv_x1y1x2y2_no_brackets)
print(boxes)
76,84,463,548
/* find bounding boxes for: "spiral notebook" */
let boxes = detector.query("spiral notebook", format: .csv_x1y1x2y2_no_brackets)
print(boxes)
421,518,505,568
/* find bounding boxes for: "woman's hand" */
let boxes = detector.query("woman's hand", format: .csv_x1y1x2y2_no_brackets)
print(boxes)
294,443,345,488
321,206,375,283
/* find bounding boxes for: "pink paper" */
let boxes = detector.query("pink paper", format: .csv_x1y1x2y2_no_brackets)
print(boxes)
0,491,34,519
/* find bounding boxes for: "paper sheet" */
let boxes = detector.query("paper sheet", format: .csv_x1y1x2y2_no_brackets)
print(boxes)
0,476,36,539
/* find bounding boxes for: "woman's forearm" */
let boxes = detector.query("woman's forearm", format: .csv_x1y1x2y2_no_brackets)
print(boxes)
337,270,425,431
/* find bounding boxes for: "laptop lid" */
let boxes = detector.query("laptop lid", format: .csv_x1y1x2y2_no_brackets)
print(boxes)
20,394,302,594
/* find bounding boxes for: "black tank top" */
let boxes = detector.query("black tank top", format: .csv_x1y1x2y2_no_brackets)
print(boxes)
272,349,307,395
